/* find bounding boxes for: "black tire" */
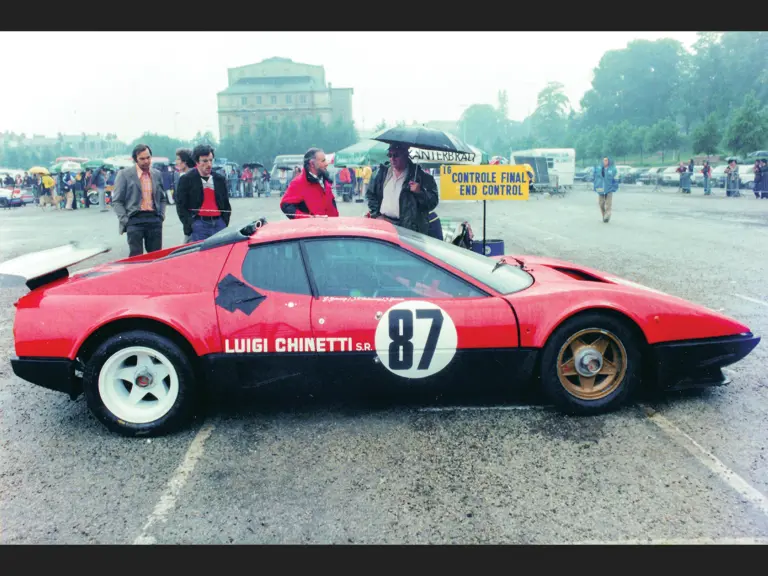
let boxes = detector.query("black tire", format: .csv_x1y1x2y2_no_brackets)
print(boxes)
82,329,199,436
540,312,642,415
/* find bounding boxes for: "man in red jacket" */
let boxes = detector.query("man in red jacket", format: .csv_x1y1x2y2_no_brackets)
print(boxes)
280,148,339,219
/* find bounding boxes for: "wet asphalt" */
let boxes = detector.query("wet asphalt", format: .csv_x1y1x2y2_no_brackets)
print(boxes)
1,182,767,544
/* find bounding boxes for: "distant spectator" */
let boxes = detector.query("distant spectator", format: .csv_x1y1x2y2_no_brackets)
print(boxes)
241,166,253,197
227,166,239,196
701,161,712,196
60,171,75,209
592,156,618,223
757,159,768,199
751,160,761,199
91,167,108,211
362,164,372,197
174,148,195,200
725,160,740,197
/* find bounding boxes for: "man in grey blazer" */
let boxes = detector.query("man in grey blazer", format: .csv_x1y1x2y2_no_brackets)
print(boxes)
112,144,168,257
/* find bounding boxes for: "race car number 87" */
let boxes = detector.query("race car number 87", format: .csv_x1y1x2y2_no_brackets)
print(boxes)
388,309,443,370
374,301,458,379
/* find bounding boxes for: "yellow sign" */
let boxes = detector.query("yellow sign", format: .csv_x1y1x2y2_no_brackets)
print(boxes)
439,164,530,200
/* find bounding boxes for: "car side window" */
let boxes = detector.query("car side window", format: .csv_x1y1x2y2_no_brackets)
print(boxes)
303,238,485,299
241,241,311,295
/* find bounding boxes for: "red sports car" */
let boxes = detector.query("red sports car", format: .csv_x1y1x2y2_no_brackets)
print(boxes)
3,217,760,436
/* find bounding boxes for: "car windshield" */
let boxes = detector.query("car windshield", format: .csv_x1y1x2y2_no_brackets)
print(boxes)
397,226,534,295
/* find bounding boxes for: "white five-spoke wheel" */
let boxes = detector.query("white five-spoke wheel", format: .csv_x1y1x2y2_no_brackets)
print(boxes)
83,329,199,436
98,346,179,424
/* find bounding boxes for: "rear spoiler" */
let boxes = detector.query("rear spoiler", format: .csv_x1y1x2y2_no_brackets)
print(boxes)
0,242,111,291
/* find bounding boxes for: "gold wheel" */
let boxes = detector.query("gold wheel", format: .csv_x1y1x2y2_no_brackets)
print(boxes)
556,328,628,401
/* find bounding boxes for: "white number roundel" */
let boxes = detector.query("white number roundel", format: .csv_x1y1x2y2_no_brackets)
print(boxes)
374,301,458,379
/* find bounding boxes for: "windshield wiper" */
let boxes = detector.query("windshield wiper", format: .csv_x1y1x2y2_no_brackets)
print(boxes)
491,257,525,273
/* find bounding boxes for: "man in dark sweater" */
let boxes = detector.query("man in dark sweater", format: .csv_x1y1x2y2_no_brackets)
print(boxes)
175,144,232,243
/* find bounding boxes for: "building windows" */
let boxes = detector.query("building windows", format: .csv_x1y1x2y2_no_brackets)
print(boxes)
300,95,307,104
241,96,247,106
286,95,292,104
272,115,278,122
257,96,262,104
270,96,277,104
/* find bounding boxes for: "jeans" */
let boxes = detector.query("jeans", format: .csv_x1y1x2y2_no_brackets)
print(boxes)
126,211,163,257
703,176,710,194
189,216,226,242
598,193,613,222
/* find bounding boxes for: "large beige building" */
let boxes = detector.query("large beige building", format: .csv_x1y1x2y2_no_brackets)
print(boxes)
217,57,354,139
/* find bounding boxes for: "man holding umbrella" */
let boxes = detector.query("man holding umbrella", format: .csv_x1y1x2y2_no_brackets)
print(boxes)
366,143,438,234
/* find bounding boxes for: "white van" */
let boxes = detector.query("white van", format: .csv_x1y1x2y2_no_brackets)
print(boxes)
510,148,576,187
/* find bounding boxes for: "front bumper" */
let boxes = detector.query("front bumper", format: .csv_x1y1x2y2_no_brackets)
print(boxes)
650,333,760,391
10,356,83,399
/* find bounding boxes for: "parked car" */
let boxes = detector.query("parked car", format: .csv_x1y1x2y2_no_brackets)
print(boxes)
614,165,632,182
640,167,664,185
740,164,758,190
711,165,729,188
0,187,23,208
574,167,593,182
623,167,650,184
661,166,681,186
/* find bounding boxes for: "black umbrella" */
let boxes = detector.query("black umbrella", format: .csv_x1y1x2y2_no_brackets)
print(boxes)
371,125,473,153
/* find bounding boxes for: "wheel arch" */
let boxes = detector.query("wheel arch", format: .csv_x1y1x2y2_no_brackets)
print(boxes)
75,316,200,370
542,306,650,349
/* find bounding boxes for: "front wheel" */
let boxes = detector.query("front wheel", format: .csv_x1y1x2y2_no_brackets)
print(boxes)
540,312,642,415
82,330,199,436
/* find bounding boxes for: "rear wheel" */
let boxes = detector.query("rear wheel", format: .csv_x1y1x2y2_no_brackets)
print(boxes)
82,330,199,436
540,312,642,415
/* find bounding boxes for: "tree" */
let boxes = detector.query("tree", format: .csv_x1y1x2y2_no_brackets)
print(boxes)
574,133,591,166
632,126,649,163
691,113,721,157
604,121,633,161
373,120,387,132
129,132,193,159
646,119,681,163
580,38,687,129
192,131,217,146
458,104,504,153
723,92,768,156
586,126,606,162
530,81,570,146
217,116,357,170
497,90,509,120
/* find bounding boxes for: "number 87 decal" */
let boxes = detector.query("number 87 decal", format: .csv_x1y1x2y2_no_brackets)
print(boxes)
374,301,458,379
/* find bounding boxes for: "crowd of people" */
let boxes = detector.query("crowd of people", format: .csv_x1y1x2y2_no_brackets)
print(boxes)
672,157,767,198
591,154,768,224
99,141,443,258
2,168,116,210
14,143,766,259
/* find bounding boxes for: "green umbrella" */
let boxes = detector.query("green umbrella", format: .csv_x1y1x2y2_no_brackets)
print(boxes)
81,159,110,169
333,140,390,167
49,160,82,173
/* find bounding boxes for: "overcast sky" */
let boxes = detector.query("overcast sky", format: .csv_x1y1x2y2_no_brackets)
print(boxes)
0,31,699,143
